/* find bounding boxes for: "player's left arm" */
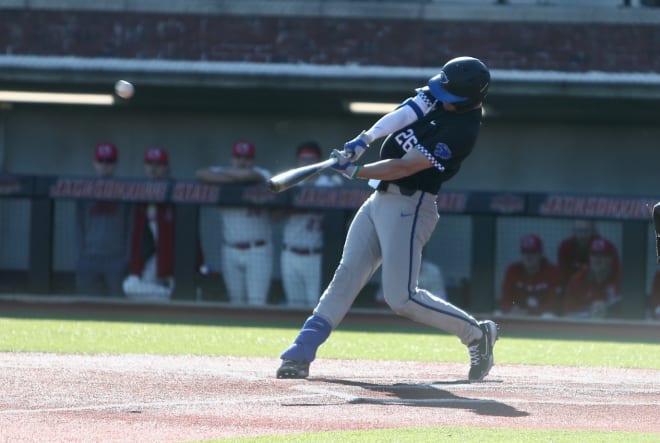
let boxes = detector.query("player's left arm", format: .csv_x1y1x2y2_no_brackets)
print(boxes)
352,148,434,181
196,167,265,183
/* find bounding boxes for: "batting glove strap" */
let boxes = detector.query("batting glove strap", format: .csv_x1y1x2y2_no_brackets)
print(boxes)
332,164,360,180
330,150,361,180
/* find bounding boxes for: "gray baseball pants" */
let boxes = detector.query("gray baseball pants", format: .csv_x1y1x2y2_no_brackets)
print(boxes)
314,184,482,346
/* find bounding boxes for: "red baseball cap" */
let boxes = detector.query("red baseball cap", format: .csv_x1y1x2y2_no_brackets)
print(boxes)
232,140,256,158
520,234,543,253
94,143,118,162
590,237,615,255
296,141,322,158
144,147,169,165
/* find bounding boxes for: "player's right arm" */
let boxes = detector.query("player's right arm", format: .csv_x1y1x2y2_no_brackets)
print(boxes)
365,89,437,141
345,89,437,159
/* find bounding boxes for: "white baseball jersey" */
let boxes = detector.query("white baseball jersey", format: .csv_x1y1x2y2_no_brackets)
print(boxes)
209,165,274,305
221,206,272,243
282,211,323,250
209,166,273,244
281,173,342,307
282,173,343,249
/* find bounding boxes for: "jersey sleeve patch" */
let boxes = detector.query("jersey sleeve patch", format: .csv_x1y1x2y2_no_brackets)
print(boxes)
434,143,452,160
417,144,446,172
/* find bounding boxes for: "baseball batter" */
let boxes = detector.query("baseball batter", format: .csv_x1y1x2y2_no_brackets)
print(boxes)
277,57,498,381
281,142,343,307
196,141,273,305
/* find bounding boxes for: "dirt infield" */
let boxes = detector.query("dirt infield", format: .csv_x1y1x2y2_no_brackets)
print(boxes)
1,352,658,442
1,297,659,441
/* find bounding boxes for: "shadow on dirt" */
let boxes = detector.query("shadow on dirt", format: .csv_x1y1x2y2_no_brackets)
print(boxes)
302,378,529,417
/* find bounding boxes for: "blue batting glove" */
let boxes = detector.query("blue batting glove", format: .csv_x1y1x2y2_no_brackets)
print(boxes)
343,130,371,161
330,149,360,180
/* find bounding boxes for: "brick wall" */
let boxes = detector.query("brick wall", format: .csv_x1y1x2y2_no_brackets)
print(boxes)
1,10,657,72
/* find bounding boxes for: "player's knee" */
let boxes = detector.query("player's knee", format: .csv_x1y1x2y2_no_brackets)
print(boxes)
386,295,412,316
381,287,409,311
390,302,420,320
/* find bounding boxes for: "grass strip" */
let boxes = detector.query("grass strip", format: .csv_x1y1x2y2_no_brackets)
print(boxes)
1,316,658,369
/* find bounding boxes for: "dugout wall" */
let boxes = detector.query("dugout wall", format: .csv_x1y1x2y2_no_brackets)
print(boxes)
0,174,655,320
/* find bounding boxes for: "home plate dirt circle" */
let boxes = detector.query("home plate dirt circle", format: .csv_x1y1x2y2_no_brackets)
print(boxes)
0,353,658,442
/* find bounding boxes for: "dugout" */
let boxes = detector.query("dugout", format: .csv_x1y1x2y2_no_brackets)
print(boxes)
0,174,656,320
1,1,660,320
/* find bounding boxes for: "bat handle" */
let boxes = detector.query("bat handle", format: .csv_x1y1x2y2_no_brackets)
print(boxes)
319,157,339,168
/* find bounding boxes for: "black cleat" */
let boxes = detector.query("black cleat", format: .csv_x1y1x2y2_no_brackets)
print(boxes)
276,359,310,379
467,320,498,382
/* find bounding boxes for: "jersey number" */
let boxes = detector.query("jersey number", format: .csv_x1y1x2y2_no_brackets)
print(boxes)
394,129,417,152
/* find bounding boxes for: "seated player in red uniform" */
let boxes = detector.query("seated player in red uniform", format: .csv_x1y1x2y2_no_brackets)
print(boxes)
556,219,600,289
499,234,562,317
563,236,622,319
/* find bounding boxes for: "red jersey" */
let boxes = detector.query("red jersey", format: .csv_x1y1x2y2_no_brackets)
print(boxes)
500,258,562,315
557,235,596,287
557,236,621,287
563,268,621,317
129,203,176,278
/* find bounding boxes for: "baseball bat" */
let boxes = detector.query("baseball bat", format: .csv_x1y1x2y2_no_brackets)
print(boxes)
267,157,338,193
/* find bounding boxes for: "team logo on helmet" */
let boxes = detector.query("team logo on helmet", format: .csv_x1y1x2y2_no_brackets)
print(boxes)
434,143,452,160
439,71,449,84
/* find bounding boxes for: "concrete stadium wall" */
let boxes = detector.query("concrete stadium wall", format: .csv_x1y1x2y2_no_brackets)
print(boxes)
3,105,658,197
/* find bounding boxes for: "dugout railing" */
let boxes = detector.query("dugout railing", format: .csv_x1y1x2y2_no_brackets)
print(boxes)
0,173,656,320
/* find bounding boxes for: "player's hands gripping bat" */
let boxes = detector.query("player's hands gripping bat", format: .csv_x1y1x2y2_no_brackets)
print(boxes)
267,157,338,193
330,149,361,180
344,130,371,161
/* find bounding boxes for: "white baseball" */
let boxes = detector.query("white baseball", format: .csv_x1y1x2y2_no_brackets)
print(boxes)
114,80,134,99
